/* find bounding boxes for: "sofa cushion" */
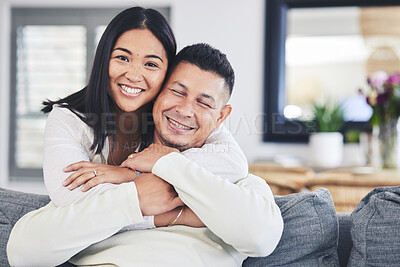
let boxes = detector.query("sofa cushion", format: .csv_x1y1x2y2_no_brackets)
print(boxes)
0,188,50,267
348,186,400,266
243,188,339,267
336,212,352,267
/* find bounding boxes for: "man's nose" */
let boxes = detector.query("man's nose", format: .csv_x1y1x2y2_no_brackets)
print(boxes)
175,99,194,117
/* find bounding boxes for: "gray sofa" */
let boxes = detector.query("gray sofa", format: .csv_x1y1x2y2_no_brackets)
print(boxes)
1,186,399,266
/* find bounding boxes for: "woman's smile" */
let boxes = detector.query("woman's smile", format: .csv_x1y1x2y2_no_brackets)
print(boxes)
119,84,144,97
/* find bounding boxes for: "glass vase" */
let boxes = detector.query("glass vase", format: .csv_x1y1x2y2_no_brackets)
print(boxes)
378,117,398,169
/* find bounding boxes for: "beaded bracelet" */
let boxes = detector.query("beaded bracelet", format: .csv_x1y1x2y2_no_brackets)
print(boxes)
168,206,185,227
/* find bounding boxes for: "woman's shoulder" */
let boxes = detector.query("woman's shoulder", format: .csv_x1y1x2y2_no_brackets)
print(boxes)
45,105,96,149
48,105,83,123
46,105,89,133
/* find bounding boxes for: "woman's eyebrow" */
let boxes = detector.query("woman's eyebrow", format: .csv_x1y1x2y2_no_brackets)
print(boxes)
113,48,163,63
113,47,132,55
145,55,164,63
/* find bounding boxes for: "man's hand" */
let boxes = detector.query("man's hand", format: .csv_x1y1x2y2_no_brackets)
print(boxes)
135,172,184,216
121,144,179,173
62,161,136,191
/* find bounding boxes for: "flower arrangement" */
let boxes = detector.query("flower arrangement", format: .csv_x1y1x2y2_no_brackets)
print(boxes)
361,71,400,169
362,71,400,125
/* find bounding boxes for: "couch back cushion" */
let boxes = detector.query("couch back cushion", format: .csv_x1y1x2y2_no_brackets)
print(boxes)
243,188,339,267
348,186,400,266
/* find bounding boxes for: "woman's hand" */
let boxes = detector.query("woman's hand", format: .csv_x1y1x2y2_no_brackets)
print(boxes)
135,172,184,216
121,143,179,173
62,161,137,192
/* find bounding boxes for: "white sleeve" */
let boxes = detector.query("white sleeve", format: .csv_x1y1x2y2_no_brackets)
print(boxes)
7,183,143,267
43,106,119,207
182,126,248,183
43,107,154,230
152,152,283,257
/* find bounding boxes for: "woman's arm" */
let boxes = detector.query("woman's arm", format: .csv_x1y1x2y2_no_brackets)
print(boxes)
43,106,124,206
181,126,248,183
121,126,247,184
152,152,283,257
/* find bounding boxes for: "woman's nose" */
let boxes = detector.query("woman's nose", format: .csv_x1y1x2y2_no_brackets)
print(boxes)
125,63,143,82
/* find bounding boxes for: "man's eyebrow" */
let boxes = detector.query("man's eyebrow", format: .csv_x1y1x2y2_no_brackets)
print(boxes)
200,93,216,104
173,82,216,104
113,48,164,63
173,82,188,90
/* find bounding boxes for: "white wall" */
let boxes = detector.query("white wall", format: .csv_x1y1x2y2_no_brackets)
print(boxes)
0,0,361,193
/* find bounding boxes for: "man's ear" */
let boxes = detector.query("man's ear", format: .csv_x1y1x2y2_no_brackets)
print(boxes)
215,104,232,128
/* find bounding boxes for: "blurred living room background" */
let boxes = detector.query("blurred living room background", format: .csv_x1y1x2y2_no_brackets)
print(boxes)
1,0,400,212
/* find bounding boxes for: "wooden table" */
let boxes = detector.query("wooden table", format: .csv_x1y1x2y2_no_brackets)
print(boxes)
305,168,400,212
249,162,314,195
249,163,400,212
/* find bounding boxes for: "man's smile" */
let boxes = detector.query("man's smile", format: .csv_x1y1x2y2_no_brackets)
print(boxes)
166,116,195,132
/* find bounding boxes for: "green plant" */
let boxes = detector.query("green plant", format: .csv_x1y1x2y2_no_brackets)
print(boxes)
345,130,360,143
311,102,344,132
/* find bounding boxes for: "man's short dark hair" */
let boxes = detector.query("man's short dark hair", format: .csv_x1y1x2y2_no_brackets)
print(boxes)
167,43,235,97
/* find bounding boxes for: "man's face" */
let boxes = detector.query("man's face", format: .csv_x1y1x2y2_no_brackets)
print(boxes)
152,62,232,151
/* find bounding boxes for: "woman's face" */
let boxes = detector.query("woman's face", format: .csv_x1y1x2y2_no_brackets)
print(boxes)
108,29,168,113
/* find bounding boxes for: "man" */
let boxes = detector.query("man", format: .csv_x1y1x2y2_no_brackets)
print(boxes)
7,44,283,266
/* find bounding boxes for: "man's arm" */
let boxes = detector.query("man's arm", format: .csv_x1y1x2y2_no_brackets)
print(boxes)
7,177,183,267
7,183,140,266
152,152,284,257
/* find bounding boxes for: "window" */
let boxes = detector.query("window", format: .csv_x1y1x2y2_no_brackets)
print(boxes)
9,8,170,181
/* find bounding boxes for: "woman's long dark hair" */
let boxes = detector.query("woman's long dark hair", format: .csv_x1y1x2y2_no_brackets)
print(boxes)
42,7,176,154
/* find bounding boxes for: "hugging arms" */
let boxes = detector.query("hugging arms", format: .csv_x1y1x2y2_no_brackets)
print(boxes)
7,7,283,266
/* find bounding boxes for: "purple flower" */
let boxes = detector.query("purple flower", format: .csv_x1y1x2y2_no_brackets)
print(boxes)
387,73,400,85
377,92,389,104
368,71,388,89
364,71,400,123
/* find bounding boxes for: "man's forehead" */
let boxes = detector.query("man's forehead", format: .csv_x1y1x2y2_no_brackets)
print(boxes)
167,63,226,99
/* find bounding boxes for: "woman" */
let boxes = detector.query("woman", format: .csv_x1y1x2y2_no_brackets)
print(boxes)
41,7,247,225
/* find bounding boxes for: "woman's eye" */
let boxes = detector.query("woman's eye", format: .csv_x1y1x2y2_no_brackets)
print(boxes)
145,62,158,68
117,55,128,62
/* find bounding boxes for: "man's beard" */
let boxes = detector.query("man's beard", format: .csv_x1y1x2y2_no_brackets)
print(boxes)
158,134,187,152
